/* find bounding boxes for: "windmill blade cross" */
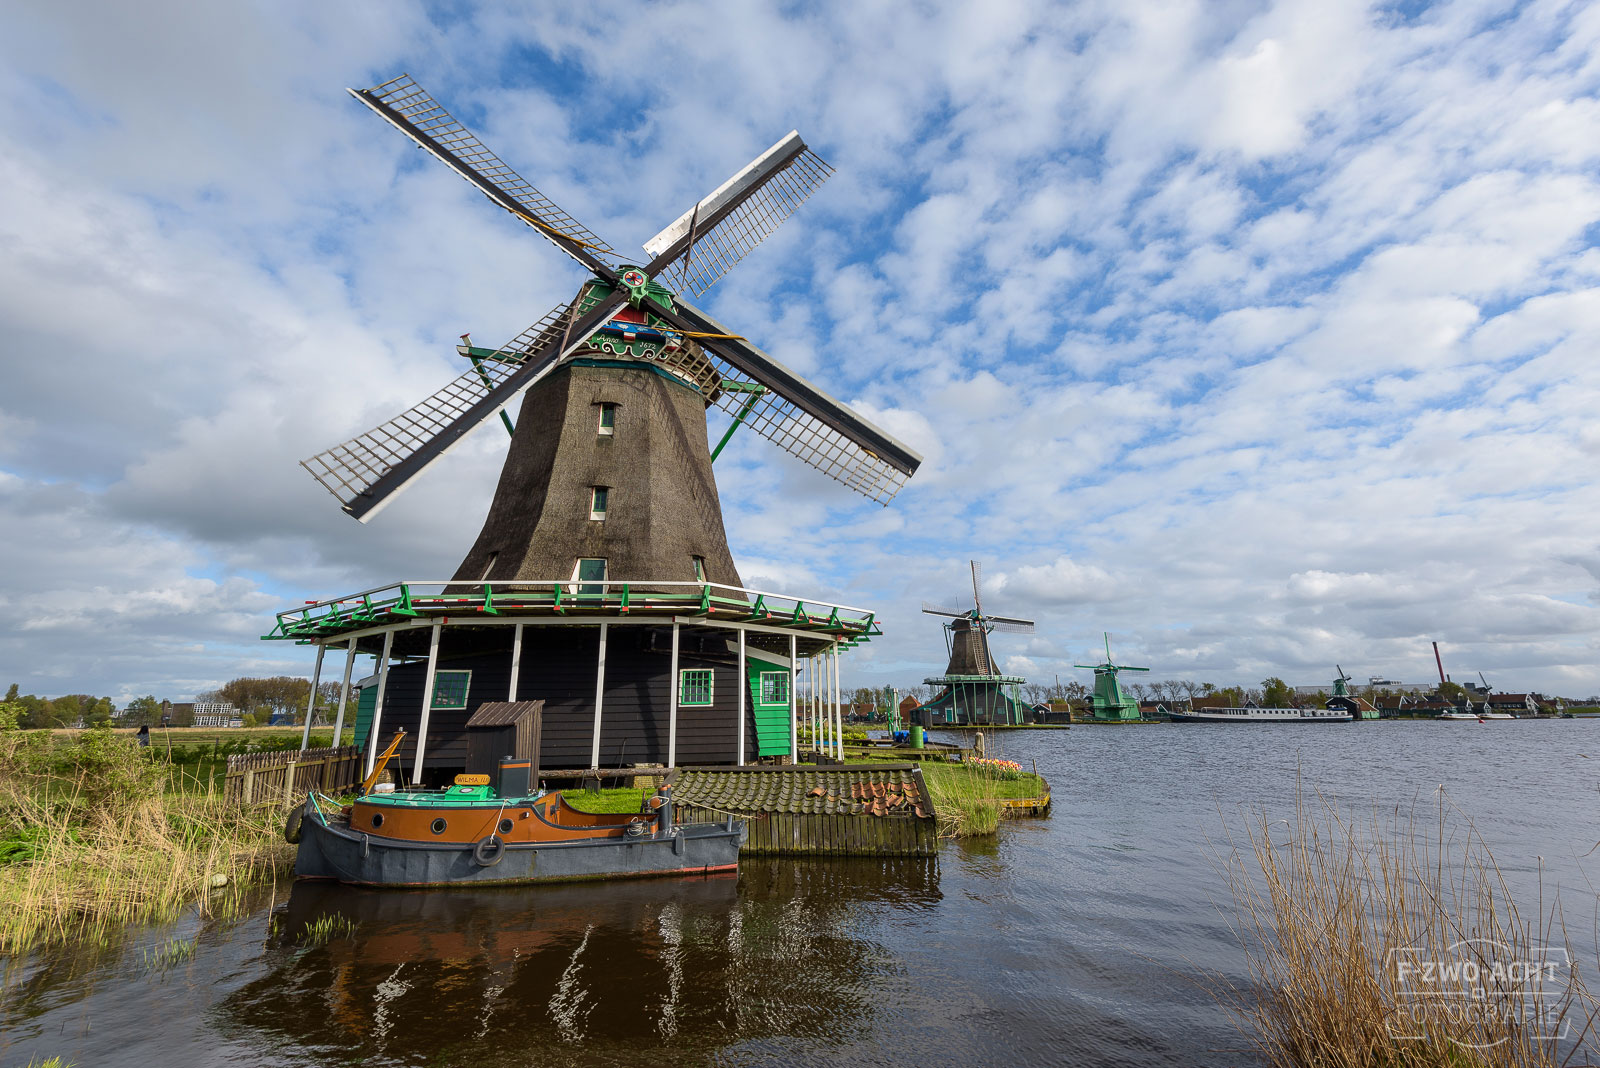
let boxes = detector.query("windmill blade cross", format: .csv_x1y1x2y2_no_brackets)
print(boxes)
301,291,630,521
352,74,615,275
643,132,833,298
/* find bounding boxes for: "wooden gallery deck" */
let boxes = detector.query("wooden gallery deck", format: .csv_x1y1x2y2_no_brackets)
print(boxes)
674,764,937,857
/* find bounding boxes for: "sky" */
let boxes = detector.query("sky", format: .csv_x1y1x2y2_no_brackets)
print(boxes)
2,0,1599,703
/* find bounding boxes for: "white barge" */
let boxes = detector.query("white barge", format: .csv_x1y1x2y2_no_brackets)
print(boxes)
1168,706,1352,724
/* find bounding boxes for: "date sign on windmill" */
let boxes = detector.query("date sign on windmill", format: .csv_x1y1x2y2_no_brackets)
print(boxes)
263,75,921,784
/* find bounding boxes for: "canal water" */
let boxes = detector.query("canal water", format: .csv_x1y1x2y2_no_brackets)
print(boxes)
3,722,1597,1067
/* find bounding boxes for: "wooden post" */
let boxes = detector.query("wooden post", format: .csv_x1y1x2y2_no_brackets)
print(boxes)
508,622,524,702
590,622,608,769
737,626,747,766
413,621,444,784
330,640,357,748
667,621,680,768
242,767,256,806
365,629,394,777
299,643,326,751
788,632,798,762
283,759,300,806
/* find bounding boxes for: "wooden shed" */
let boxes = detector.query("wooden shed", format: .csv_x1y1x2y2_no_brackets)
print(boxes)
465,700,543,781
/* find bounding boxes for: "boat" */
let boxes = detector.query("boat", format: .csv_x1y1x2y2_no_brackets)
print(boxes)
1168,706,1352,724
1478,711,1515,720
290,776,745,888
1438,711,1483,721
287,732,745,888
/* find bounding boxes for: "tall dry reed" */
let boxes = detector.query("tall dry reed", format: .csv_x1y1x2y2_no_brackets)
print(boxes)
0,725,294,954
1211,786,1598,1067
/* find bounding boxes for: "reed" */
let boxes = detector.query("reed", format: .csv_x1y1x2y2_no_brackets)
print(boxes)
1212,787,1598,1067
300,913,356,946
141,935,197,972
0,726,294,955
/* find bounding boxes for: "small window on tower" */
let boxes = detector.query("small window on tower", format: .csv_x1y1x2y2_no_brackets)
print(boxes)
590,486,609,520
597,403,616,436
692,556,706,582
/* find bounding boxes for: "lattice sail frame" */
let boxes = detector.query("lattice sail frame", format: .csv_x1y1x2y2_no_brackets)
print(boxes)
301,303,575,506
699,349,910,504
645,139,834,298
356,74,614,268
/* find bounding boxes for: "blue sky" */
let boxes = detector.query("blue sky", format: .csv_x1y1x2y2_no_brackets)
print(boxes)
2,0,1598,701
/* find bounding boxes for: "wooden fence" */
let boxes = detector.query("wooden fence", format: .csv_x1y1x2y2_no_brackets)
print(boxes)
224,745,363,806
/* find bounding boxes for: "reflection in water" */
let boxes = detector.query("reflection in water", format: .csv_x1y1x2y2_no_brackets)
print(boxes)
219,860,941,1067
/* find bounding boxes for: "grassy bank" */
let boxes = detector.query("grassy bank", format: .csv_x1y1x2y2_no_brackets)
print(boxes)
1214,789,1597,1066
0,724,294,955
917,759,1049,837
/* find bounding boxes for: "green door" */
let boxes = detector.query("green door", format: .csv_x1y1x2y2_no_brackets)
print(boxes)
577,558,607,596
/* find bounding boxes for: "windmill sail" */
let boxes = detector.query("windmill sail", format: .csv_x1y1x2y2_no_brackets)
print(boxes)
669,298,921,504
352,75,614,271
643,132,834,298
301,294,626,521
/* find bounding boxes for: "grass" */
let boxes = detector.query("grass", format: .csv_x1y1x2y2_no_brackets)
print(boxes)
1210,786,1599,1067
561,786,650,814
0,725,295,955
845,757,1049,838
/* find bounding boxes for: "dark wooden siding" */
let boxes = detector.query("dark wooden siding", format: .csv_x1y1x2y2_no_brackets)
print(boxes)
371,625,763,770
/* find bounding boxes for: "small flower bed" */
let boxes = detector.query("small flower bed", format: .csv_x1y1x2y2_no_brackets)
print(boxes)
968,757,1022,775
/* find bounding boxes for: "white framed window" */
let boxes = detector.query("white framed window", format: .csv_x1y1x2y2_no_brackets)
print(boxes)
759,671,788,705
692,555,706,581
589,486,609,520
679,668,714,706
431,670,472,710
572,558,606,595
597,402,617,435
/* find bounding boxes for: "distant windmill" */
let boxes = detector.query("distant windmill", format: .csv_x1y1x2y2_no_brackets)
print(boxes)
1332,664,1353,697
1075,633,1149,721
919,561,1035,726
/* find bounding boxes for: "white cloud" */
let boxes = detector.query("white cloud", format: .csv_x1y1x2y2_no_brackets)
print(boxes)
1,0,1598,702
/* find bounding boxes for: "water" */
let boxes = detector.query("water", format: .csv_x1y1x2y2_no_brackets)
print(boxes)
4,721,1598,1067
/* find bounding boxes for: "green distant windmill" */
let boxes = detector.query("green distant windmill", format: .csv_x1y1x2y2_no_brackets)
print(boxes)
1075,633,1149,721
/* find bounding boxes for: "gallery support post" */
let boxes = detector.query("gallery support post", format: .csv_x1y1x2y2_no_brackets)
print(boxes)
364,629,395,776
412,621,444,784
299,644,326,752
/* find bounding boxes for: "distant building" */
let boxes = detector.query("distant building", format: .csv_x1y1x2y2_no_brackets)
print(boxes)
192,701,239,727
1485,693,1538,715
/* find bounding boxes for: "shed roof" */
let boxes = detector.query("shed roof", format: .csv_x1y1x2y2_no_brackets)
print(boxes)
675,764,934,819
465,700,544,728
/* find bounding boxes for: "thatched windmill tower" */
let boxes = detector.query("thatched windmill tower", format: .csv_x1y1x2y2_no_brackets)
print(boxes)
919,562,1033,725
267,75,921,782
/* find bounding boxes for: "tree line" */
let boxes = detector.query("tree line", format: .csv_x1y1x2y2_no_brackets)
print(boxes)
3,677,343,729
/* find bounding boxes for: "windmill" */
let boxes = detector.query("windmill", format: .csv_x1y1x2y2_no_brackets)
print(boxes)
919,561,1034,726
270,75,923,780
1326,664,1376,719
1075,633,1149,721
